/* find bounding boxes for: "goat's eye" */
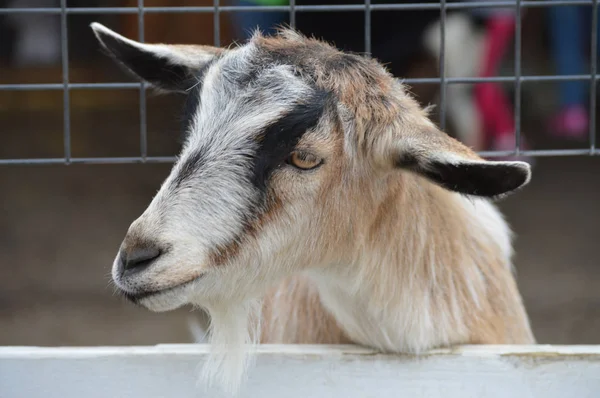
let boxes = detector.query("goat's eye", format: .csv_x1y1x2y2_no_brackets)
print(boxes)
287,151,323,170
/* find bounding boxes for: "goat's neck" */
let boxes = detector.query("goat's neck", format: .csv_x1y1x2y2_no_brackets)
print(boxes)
310,177,534,351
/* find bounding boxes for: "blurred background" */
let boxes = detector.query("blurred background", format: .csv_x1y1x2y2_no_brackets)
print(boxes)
0,0,599,346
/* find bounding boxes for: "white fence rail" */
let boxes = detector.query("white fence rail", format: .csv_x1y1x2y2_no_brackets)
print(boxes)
1,344,600,398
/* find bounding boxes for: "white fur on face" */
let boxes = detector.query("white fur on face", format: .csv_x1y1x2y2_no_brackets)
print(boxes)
111,42,326,394
113,43,317,298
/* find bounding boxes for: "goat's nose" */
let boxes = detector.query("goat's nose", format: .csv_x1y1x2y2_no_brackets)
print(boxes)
118,245,161,275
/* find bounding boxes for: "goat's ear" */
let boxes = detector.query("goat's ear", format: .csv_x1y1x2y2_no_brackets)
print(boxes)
382,126,531,198
90,22,224,93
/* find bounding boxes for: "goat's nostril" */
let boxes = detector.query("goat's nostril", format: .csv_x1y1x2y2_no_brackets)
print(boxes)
121,246,161,274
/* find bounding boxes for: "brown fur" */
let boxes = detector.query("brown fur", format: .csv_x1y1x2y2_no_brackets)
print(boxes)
261,276,351,344
261,172,534,346
252,31,534,347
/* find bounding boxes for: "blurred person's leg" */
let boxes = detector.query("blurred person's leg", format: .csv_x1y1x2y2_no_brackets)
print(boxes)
547,5,588,139
474,13,532,160
422,13,485,149
230,0,289,41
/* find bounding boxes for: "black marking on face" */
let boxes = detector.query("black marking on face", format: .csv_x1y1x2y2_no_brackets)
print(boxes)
250,89,330,193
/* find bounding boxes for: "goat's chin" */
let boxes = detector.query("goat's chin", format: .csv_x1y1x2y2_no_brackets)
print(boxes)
140,297,186,312
197,299,262,397
137,288,191,312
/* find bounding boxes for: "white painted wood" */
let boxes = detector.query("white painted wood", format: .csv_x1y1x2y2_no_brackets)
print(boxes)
1,344,600,398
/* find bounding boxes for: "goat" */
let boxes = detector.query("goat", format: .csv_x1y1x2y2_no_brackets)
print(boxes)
91,23,535,394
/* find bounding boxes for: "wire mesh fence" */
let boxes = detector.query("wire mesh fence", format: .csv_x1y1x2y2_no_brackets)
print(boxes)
0,0,599,165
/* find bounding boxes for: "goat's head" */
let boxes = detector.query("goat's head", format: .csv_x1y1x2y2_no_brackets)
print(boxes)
92,21,530,333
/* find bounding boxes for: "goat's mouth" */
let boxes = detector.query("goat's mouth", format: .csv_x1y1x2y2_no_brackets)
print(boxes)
119,276,202,311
